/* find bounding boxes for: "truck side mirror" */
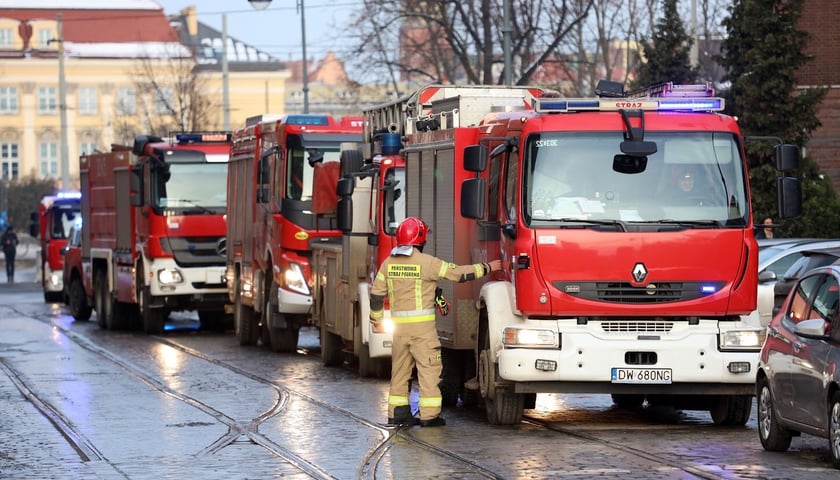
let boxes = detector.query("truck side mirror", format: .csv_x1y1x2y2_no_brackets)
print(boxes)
461,178,486,219
777,177,802,219
775,144,799,172
464,145,487,172
337,197,352,234
130,164,144,207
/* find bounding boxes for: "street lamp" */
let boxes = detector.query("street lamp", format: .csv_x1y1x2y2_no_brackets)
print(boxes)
248,0,309,113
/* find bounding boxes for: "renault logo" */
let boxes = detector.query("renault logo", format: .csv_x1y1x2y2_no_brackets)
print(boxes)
216,237,227,257
632,262,648,283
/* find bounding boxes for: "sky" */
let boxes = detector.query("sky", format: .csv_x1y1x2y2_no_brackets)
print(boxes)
154,0,359,64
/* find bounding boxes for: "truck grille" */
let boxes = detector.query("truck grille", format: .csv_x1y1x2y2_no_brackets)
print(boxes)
601,321,673,333
162,236,226,267
553,281,723,304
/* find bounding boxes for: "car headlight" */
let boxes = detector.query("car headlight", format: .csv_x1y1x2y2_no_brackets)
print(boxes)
503,327,559,348
284,263,309,295
720,329,766,350
157,268,184,285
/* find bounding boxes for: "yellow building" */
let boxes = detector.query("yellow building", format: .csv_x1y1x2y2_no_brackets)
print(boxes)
0,1,289,189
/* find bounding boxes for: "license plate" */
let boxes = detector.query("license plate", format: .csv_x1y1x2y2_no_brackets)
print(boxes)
611,367,672,384
205,267,226,285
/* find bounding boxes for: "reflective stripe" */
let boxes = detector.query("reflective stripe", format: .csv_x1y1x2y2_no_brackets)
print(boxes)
413,278,422,311
391,308,435,324
438,262,448,278
370,308,384,320
388,395,410,407
473,263,483,277
392,308,435,317
376,271,385,281
418,397,442,408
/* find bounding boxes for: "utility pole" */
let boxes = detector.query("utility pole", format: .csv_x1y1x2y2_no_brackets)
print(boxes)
57,13,70,190
502,0,512,85
222,14,230,130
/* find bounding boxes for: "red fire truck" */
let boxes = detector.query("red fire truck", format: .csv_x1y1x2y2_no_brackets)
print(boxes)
339,82,801,425
33,191,82,303
226,114,363,353
78,132,232,333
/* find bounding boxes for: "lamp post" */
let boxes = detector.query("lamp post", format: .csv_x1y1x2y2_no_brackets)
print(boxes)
248,0,309,113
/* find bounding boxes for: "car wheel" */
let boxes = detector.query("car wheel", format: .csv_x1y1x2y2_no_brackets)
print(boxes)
830,392,840,469
757,375,793,452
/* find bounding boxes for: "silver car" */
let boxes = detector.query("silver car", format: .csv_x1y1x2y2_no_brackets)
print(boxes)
756,265,840,468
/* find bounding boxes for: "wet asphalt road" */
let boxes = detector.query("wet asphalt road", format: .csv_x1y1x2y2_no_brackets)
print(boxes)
1,272,838,479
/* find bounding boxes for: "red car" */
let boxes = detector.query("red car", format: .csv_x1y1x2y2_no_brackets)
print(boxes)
61,222,92,322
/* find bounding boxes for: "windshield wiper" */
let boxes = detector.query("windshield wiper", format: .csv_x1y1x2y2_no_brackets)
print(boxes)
173,199,218,215
552,218,627,232
650,219,721,228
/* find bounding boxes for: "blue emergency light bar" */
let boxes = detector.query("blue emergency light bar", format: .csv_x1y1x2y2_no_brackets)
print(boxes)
534,97,725,113
56,191,82,200
175,132,231,144
284,115,330,126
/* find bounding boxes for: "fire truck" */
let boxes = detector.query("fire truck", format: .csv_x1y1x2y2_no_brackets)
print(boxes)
338,82,801,425
32,191,82,302
311,87,545,377
79,132,232,333
225,114,363,353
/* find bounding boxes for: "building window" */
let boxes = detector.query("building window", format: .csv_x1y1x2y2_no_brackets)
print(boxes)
39,142,58,178
154,87,173,114
79,141,97,155
37,28,52,48
78,87,97,115
0,29,12,47
38,87,57,114
1,143,19,180
0,87,18,113
117,87,136,115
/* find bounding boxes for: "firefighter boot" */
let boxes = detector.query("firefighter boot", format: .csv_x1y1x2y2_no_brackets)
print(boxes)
388,406,419,426
420,416,446,427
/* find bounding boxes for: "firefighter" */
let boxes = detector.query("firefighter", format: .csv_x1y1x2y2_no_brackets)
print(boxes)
370,217,502,427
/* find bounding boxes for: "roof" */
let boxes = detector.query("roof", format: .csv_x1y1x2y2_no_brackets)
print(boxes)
0,1,190,58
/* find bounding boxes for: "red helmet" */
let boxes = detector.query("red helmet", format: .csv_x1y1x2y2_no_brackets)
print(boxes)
396,217,429,246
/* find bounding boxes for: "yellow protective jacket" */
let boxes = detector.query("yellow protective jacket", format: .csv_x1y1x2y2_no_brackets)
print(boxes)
370,247,489,326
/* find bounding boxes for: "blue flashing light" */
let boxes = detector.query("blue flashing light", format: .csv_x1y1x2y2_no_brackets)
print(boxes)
175,132,231,144
57,191,82,200
285,115,330,126
700,284,718,294
658,98,724,112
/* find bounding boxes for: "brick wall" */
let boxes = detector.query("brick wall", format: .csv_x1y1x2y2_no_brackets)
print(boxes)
799,0,840,193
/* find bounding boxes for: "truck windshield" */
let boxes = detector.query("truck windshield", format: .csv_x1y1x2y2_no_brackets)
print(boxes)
154,162,228,213
522,131,748,227
51,206,80,239
285,147,342,201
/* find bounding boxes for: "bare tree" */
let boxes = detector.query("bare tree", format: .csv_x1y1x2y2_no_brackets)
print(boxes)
114,47,219,141
346,0,596,89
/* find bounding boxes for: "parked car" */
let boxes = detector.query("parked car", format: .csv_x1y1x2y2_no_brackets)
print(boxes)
756,265,840,468
750,239,840,326
771,248,840,318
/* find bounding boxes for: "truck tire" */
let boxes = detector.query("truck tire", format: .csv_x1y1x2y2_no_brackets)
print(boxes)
140,286,166,334
478,314,524,425
94,269,110,330
321,324,343,367
234,286,258,346
710,394,752,426
265,273,299,353
68,277,92,322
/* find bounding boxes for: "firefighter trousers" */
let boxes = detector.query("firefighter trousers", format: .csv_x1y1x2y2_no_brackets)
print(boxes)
387,324,443,421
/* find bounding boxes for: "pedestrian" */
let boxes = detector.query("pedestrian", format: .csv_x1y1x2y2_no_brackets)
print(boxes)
1,224,19,283
755,216,775,239
369,217,502,427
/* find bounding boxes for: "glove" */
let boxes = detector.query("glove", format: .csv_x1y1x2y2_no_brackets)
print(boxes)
435,287,450,316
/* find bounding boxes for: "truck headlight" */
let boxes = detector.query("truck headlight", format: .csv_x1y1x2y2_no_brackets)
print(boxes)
48,272,63,288
502,327,559,348
720,329,766,350
157,268,184,285
284,263,309,295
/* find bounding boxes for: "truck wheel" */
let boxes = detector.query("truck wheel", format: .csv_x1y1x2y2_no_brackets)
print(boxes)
234,284,258,346
140,286,166,334
757,376,793,451
68,277,92,322
93,270,111,330
321,323,343,367
710,394,752,426
265,274,299,353
478,320,524,425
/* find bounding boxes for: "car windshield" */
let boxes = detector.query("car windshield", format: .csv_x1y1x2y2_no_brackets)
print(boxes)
523,131,748,226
